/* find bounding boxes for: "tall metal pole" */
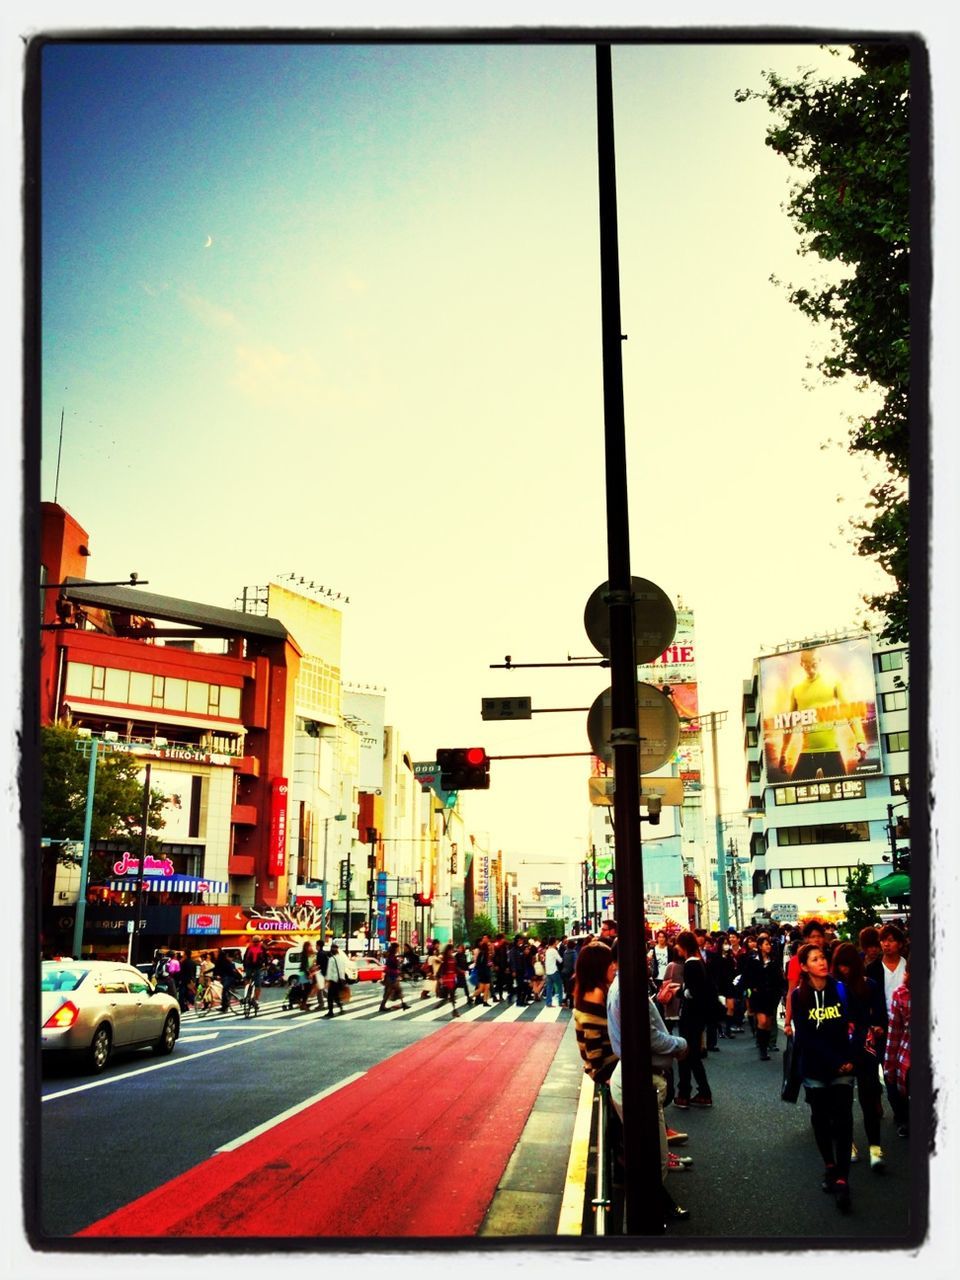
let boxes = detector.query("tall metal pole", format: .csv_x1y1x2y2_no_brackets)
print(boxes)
321,816,330,934
705,710,730,928
591,843,598,929
131,760,152,965
345,846,352,954
595,43,663,1235
71,739,99,958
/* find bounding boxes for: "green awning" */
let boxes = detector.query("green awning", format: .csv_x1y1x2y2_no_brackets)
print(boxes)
871,871,911,899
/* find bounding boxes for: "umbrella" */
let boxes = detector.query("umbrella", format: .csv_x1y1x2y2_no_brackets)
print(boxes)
871,871,911,900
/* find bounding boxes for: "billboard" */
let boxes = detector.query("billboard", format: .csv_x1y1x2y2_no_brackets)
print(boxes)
759,638,881,786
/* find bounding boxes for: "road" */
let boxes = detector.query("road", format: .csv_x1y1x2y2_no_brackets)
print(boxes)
38,978,569,1240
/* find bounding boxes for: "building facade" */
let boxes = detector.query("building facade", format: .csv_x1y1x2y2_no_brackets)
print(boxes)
742,631,910,925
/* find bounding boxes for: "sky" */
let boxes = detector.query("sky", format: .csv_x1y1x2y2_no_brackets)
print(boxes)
33,37,904,897
6,6,960,1276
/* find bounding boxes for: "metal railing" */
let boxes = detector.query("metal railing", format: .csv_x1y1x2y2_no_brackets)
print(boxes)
592,1082,612,1234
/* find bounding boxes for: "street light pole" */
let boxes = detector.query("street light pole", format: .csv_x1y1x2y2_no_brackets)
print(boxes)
71,738,99,959
596,43,663,1235
131,761,153,965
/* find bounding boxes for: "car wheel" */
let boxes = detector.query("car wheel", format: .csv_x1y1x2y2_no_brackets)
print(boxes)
87,1023,112,1074
153,1011,179,1055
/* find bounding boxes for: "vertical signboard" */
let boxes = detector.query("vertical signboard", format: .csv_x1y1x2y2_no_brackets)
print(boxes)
377,871,388,945
268,778,289,876
388,900,399,942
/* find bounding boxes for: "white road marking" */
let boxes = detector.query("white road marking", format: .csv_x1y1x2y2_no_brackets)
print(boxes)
215,1072,366,1151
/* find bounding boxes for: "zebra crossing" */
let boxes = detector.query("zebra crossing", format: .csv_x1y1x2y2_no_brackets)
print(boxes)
179,980,570,1036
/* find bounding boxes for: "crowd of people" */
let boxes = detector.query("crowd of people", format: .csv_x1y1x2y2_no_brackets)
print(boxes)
568,915,912,1226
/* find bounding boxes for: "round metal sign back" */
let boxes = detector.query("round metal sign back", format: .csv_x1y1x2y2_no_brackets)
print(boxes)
584,577,676,665
587,682,681,775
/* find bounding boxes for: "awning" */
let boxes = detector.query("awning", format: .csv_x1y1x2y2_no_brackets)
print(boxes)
871,871,911,899
106,876,229,894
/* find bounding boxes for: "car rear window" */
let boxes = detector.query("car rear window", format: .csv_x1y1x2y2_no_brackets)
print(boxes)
41,968,88,992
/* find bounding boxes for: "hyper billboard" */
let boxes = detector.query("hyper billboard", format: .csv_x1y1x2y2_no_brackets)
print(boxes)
759,638,881,785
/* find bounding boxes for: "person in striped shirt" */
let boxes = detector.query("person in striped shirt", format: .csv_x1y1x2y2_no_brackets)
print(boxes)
573,941,618,1085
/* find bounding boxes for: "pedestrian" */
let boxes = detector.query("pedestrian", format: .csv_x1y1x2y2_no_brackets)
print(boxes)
213,947,240,1013
421,943,441,1000
530,943,546,1001
607,975,691,1222
745,933,787,1061
784,919,828,1030
295,940,320,1009
572,941,618,1087
883,960,911,1139
437,943,460,1017
865,923,910,1135
672,930,715,1109
648,930,671,982
379,942,409,1012
655,944,684,1035
560,936,577,1008
511,934,529,1006
492,934,511,1002
163,950,180,999
243,935,269,1010
787,941,857,1213
178,950,198,1011
831,941,887,1170
472,939,492,1006
543,937,563,1008
322,943,349,1017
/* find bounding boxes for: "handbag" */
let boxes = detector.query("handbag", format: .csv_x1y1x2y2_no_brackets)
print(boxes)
781,1038,802,1104
339,981,352,1004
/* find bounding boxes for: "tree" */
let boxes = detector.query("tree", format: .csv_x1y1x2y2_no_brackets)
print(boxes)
467,911,495,944
840,862,882,941
41,722,166,880
736,44,913,639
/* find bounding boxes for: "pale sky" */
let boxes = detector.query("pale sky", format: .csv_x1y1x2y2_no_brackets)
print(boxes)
35,38,896,891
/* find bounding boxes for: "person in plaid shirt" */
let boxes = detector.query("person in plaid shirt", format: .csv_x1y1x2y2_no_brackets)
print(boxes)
883,963,911,1137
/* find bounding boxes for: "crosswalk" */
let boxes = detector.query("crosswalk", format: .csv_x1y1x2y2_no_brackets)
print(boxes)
179,981,570,1036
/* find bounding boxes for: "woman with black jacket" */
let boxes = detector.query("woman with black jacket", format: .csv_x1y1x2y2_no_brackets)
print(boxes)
745,933,787,1060
673,930,714,1108
831,941,887,1170
788,942,857,1213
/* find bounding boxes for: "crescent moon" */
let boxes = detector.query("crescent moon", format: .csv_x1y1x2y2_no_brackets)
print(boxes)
204,235,213,248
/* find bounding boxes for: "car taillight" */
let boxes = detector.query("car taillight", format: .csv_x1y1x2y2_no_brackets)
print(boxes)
44,1001,80,1029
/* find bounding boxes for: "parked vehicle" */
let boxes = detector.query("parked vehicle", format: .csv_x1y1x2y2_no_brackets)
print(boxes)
41,960,180,1074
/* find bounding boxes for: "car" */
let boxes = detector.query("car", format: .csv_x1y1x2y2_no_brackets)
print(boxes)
41,960,181,1074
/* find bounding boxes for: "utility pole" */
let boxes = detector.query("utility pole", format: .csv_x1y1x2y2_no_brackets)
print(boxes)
702,709,730,929
131,761,153,964
595,43,663,1235
71,738,100,959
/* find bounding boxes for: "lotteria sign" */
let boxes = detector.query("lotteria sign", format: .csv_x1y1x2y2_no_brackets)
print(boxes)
269,778,289,876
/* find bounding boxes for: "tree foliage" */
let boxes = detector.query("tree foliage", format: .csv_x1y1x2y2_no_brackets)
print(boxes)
840,862,882,941
467,911,496,943
737,45,912,639
41,722,166,874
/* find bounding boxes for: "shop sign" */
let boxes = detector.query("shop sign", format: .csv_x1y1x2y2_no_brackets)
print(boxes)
268,778,288,876
388,900,399,942
186,912,221,935
112,852,175,877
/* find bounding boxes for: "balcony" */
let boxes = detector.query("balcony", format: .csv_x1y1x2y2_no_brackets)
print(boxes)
231,803,258,827
232,755,261,777
229,853,256,877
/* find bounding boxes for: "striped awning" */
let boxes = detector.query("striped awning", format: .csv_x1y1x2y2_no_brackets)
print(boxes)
107,876,228,894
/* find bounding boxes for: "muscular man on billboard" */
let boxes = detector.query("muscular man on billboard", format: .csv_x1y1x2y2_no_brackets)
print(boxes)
776,648,869,782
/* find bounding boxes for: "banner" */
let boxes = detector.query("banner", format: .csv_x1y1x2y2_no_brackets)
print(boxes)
759,639,880,786
268,778,289,876
388,900,399,942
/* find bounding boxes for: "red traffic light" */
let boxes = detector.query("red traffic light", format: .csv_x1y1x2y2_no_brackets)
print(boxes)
437,747,491,791
465,747,487,766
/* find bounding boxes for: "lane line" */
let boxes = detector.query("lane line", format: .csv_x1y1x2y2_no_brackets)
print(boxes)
215,1073,366,1152
557,1070,594,1236
41,1008,329,1102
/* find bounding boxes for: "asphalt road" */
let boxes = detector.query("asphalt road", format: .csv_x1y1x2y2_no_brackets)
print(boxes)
658,1023,919,1245
36,979,568,1241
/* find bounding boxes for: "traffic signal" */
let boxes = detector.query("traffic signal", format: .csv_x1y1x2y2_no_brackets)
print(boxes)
437,747,490,790
414,892,433,907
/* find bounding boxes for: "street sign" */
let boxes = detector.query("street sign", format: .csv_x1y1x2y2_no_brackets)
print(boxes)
481,696,532,720
770,902,798,919
584,577,677,665
587,683,680,774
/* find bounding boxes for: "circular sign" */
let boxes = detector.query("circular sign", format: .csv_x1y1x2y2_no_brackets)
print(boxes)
586,682,681,775
584,577,677,665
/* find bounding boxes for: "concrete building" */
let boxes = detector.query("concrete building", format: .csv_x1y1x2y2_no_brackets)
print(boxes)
741,630,910,925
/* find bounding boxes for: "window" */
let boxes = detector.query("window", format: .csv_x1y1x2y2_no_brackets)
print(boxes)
104,668,129,702
65,662,92,698
186,681,208,714
748,761,761,782
884,731,910,754
877,650,904,671
781,865,857,889
882,690,908,712
165,678,187,711
126,976,151,996
152,675,165,707
220,686,242,719
745,728,758,747
97,979,126,995
775,822,869,846
129,671,152,705
91,666,105,698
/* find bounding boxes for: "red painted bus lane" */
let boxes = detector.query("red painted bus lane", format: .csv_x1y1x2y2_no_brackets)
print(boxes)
78,1017,566,1239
